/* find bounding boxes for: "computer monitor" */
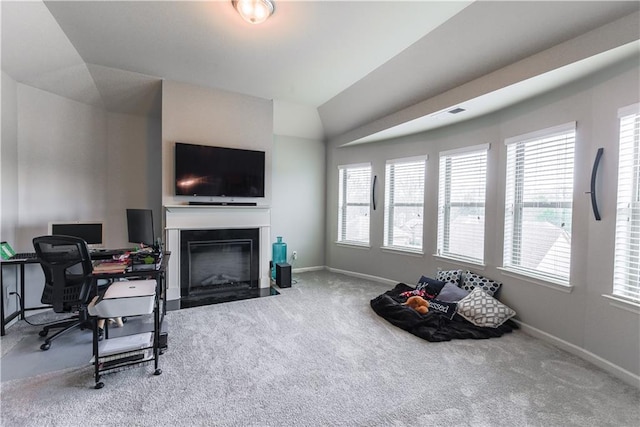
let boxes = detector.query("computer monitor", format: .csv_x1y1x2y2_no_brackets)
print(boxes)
48,221,104,248
126,209,155,248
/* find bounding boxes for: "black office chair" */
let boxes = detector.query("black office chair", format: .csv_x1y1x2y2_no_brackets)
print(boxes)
32,235,95,351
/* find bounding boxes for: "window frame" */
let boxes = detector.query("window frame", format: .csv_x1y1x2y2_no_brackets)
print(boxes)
612,103,640,305
337,163,372,247
382,155,427,253
502,122,576,286
436,143,489,265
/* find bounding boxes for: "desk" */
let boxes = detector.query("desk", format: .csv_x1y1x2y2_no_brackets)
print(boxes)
0,248,163,336
0,257,46,336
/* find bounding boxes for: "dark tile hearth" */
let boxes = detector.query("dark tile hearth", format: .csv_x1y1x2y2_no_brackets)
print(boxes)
180,286,279,309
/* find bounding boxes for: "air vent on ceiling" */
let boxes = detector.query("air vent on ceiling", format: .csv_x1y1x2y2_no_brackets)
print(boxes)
448,107,466,114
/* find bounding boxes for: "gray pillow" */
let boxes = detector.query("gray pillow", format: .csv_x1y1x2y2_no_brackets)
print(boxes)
436,282,469,302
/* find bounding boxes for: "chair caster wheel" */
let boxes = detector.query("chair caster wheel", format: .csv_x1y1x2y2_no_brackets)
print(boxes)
154,369,162,375
40,342,51,351
39,330,48,337
95,382,104,389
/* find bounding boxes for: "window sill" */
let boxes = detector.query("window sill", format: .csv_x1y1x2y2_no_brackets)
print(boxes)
381,246,424,257
601,294,640,314
335,241,370,250
432,254,486,271
497,267,573,293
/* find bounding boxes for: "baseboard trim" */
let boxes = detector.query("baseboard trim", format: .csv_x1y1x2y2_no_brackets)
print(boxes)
514,320,640,389
292,266,325,273
326,267,399,287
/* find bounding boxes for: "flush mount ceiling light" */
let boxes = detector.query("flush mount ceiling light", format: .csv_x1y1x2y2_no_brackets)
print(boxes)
232,0,275,25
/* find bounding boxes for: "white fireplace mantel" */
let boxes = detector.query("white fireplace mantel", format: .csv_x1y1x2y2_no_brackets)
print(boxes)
164,205,271,301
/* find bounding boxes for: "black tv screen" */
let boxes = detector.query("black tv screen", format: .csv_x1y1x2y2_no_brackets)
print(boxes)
175,142,265,198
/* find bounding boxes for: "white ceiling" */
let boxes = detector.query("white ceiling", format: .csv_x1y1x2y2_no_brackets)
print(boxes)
2,1,639,143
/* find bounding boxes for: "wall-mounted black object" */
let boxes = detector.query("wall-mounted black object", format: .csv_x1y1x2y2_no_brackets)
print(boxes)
372,175,378,211
276,263,291,288
175,142,265,198
587,148,604,221
188,201,257,206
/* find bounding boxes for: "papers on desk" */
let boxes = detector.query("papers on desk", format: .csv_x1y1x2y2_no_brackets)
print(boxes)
92,259,129,274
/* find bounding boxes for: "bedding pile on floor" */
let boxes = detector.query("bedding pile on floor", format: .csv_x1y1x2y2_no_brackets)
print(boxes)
370,271,518,342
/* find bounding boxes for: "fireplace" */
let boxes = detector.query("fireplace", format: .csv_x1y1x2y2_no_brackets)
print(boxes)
165,205,273,309
180,229,259,307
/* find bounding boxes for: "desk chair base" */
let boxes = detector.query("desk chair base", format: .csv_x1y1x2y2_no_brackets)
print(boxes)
39,315,92,351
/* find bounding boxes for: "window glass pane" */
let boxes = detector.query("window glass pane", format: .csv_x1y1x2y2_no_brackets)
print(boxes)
503,124,575,283
383,158,425,251
613,105,640,302
437,146,487,263
338,164,371,245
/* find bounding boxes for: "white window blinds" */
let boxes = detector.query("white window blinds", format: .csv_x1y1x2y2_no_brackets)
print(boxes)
383,156,426,251
613,104,640,302
338,163,371,245
437,144,488,263
503,122,576,284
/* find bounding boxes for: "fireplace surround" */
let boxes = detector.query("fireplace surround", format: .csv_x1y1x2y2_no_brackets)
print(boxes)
164,205,272,307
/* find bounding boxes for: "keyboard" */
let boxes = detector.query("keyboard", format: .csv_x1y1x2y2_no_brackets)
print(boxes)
10,252,37,260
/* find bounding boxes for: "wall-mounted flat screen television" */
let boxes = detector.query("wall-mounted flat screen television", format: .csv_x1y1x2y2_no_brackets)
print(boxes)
175,142,265,198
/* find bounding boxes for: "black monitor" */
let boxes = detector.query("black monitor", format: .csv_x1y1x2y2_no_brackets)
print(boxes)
48,222,104,248
126,209,155,248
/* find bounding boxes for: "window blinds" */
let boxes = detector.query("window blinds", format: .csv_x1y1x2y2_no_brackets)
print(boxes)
613,104,640,302
437,144,488,263
337,163,371,245
383,157,426,251
503,123,576,284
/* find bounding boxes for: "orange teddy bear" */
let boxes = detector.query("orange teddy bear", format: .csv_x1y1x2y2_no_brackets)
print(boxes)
404,295,429,314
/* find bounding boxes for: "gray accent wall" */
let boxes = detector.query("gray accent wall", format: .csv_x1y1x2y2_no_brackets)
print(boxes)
271,135,325,269
0,79,161,309
325,57,640,380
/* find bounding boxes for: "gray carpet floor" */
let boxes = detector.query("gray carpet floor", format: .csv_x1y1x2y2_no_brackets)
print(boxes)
1,270,638,426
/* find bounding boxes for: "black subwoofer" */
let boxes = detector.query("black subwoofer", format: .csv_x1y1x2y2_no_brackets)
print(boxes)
276,263,291,288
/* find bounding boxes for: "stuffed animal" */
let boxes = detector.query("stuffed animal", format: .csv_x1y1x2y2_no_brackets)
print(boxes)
403,295,429,314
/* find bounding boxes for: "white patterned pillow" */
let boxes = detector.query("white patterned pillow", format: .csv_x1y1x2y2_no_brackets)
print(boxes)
461,271,501,297
457,288,516,328
435,269,462,287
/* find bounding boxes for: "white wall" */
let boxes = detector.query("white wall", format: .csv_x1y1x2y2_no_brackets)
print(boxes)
1,71,20,316
325,56,640,381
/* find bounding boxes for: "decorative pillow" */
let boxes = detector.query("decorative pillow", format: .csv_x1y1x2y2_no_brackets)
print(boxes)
416,276,446,300
435,282,469,303
457,288,516,328
461,271,502,297
435,269,462,287
427,299,457,320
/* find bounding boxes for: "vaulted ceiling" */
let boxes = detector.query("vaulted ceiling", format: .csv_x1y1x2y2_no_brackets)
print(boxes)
2,1,639,144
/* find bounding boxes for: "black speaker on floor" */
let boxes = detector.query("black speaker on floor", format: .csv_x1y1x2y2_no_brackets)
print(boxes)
276,263,291,288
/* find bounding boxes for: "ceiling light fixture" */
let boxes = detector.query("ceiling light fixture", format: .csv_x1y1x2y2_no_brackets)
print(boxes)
232,0,275,25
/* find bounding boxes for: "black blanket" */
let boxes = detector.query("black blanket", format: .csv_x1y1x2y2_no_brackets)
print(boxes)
370,283,517,342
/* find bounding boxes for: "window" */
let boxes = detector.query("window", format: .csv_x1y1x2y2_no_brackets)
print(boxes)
503,122,576,284
437,144,489,263
613,104,640,303
337,163,371,245
383,156,426,251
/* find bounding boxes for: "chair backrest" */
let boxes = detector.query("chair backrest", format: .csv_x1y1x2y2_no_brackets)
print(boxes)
32,235,94,313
